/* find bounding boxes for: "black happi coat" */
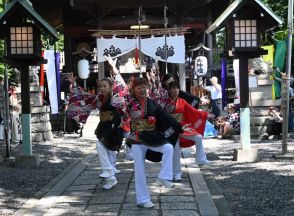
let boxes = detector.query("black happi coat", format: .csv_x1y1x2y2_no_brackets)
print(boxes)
134,98,183,162
135,98,183,147
179,90,201,109
95,97,123,152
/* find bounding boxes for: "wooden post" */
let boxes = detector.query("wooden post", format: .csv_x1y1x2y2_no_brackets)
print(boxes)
20,65,32,156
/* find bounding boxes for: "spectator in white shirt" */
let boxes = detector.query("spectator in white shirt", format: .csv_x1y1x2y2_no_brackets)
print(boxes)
204,76,222,118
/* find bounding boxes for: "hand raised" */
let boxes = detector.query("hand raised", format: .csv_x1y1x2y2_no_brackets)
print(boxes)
105,55,117,68
66,72,76,84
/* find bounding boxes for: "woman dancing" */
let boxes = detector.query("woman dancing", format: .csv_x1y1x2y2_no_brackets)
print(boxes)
105,55,190,208
67,74,124,190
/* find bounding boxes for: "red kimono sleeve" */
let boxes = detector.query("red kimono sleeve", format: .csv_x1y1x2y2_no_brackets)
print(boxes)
179,99,208,148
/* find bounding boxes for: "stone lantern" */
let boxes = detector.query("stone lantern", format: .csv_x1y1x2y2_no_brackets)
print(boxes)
206,0,283,162
0,0,58,166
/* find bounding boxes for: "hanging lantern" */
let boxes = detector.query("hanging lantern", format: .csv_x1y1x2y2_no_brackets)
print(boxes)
78,59,90,79
194,55,207,76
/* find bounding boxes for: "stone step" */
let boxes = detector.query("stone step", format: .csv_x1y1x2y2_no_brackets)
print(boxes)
250,107,273,116
31,122,52,133
250,126,267,136
31,106,51,114
31,113,50,123
250,116,273,126
250,84,272,92
257,79,274,86
249,99,281,107
249,90,272,100
257,74,271,79
16,85,40,93
31,131,54,142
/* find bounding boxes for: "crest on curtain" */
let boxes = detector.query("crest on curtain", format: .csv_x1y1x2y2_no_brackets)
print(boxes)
97,35,185,64
103,45,122,57
155,45,175,60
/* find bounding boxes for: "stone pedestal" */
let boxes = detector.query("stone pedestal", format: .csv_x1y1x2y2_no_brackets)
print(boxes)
250,74,281,138
19,84,54,142
233,149,259,162
15,155,40,167
31,106,54,142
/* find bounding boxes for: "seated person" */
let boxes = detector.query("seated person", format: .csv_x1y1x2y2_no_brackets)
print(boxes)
215,103,240,138
264,106,282,139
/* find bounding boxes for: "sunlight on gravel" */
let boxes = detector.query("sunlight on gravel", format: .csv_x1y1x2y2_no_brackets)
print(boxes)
204,138,294,216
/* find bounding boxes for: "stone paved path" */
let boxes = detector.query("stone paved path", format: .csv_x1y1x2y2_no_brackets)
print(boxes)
15,115,219,216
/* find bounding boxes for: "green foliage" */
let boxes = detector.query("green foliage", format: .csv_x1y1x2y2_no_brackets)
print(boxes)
0,0,5,76
263,0,288,26
262,1,292,45
42,31,64,51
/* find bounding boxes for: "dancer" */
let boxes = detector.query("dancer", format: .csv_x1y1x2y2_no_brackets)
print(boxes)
165,81,210,180
148,73,210,180
67,75,123,190
105,55,189,208
161,73,202,109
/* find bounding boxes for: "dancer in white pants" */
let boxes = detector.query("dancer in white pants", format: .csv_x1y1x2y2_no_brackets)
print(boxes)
123,131,133,161
173,134,209,181
96,141,118,189
151,80,210,181
132,143,174,205
66,73,124,190
105,56,186,208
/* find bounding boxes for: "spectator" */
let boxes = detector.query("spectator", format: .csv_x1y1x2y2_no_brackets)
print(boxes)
204,76,222,118
216,103,240,138
264,106,283,139
9,81,21,143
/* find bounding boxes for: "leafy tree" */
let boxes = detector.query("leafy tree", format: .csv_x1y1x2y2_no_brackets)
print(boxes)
264,0,288,26
0,0,6,77
263,0,289,42
0,0,63,78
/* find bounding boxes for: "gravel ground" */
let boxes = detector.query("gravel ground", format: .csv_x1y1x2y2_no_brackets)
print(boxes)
204,137,294,216
1,132,294,216
0,133,96,216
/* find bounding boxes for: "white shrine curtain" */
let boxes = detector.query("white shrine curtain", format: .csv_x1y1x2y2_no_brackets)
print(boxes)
96,35,185,64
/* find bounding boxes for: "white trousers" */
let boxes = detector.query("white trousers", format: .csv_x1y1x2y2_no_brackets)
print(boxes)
173,134,207,176
123,131,132,159
11,111,20,142
132,143,173,204
96,140,116,181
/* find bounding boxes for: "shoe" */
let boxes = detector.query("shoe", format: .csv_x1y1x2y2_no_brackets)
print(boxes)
103,179,117,190
99,170,113,178
156,178,175,188
125,155,134,161
137,201,155,208
113,168,121,174
197,159,211,166
173,174,182,181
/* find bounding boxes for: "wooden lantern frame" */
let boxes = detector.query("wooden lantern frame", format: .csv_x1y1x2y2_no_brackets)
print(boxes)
6,23,42,60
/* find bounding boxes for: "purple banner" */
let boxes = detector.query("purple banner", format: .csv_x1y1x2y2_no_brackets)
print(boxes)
221,58,227,109
55,52,61,108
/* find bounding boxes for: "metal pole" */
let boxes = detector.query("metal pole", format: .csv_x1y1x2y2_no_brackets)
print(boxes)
138,6,143,78
20,65,32,156
282,0,293,154
83,79,86,90
4,63,11,158
139,34,142,78
3,35,11,158
239,55,251,150
164,5,168,74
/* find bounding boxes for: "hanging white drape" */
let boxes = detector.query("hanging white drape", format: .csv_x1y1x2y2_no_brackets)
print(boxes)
233,59,240,98
44,50,58,114
141,35,185,64
97,36,137,62
96,35,185,64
